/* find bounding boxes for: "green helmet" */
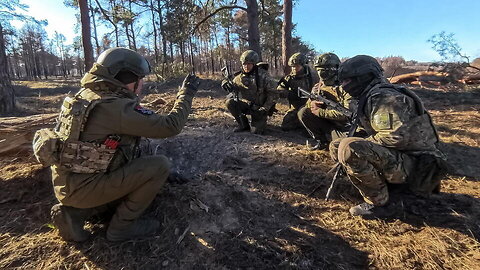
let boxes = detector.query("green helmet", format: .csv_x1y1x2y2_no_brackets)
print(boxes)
338,55,383,82
95,47,151,79
288,53,307,66
314,53,341,68
240,50,260,64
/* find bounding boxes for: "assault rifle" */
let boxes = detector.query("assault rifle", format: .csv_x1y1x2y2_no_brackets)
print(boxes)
297,87,353,119
221,65,239,101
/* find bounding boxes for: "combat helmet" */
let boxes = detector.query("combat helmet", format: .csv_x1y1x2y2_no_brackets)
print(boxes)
92,47,151,81
314,53,341,68
240,50,260,64
288,53,308,66
338,55,384,97
338,55,383,82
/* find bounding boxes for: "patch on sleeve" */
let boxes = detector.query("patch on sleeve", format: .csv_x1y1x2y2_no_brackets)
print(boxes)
373,113,393,130
134,105,154,115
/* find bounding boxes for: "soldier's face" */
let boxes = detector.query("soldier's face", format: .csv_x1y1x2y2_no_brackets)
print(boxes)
242,63,254,73
292,64,303,74
126,78,144,96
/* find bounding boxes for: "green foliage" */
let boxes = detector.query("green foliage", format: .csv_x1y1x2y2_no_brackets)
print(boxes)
428,31,469,63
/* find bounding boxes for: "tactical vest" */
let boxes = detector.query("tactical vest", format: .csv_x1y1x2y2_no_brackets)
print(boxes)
33,86,121,173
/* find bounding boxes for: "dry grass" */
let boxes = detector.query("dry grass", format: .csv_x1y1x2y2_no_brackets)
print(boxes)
0,80,479,269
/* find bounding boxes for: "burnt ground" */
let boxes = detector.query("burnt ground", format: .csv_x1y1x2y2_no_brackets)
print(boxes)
0,78,479,269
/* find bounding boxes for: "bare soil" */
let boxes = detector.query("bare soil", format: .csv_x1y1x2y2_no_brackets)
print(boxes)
0,78,479,269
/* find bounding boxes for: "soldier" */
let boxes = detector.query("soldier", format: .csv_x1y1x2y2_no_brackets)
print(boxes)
277,52,315,131
41,47,200,242
298,53,355,150
221,50,277,135
330,55,446,218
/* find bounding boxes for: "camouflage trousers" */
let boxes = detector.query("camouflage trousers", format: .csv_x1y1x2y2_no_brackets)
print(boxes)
53,155,170,231
298,106,348,143
281,107,303,131
226,98,268,132
329,137,415,205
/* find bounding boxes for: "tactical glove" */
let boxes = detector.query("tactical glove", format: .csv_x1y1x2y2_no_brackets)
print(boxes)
181,74,201,96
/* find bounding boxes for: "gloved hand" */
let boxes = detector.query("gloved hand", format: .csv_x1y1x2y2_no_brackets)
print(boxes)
221,80,233,92
181,74,201,95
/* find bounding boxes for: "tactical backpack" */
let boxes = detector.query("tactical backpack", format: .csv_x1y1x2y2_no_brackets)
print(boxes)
33,88,119,173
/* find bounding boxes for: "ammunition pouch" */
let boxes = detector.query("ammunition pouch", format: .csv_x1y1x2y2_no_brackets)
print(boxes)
60,141,116,174
407,154,448,196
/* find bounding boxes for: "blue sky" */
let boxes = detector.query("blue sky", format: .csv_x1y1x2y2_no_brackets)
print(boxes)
11,0,480,62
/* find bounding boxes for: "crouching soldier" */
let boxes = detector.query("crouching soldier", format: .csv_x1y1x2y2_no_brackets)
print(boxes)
221,50,277,135
33,47,201,241
277,52,315,131
330,55,446,218
298,53,355,150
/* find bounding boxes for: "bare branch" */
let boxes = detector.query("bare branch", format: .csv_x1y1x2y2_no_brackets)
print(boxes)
192,5,247,34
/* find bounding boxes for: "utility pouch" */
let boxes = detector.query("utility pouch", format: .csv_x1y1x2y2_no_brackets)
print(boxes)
60,141,116,174
32,128,61,166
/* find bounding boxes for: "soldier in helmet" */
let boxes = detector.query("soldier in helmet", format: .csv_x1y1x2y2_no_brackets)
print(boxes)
331,55,446,218
277,52,315,131
46,47,201,242
221,50,277,134
298,52,355,150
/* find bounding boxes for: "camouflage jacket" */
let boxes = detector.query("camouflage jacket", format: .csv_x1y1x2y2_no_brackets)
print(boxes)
308,83,356,122
277,66,314,109
231,66,277,110
358,80,440,154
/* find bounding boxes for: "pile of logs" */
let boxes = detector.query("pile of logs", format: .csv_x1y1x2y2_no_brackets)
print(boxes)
0,113,56,155
389,71,480,86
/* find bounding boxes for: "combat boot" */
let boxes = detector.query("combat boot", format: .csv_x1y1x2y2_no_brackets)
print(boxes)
349,202,396,219
234,115,250,132
106,218,160,242
51,204,91,242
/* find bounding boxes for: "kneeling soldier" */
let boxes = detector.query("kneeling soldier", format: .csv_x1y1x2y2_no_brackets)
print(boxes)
331,55,446,218
222,50,277,135
34,47,201,241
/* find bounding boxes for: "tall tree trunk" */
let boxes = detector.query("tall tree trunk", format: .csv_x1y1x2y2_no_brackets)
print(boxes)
79,0,94,70
128,0,137,50
150,0,159,66
282,0,292,75
157,0,167,64
88,0,101,56
245,0,262,59
0,23,15,115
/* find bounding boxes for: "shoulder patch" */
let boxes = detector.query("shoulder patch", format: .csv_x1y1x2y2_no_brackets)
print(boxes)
134,105,154,115
373,113,393,130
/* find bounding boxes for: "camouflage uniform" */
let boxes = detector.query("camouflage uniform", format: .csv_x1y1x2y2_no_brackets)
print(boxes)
277,53,315,130
298,53,356,145
331,55,444,211
224,50,277,134
41,48,199,241
298,83,355,143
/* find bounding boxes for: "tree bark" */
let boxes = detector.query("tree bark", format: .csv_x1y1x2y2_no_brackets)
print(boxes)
0,22,15,115
282,0,292,75
245,0,262,59
79,0,94,71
